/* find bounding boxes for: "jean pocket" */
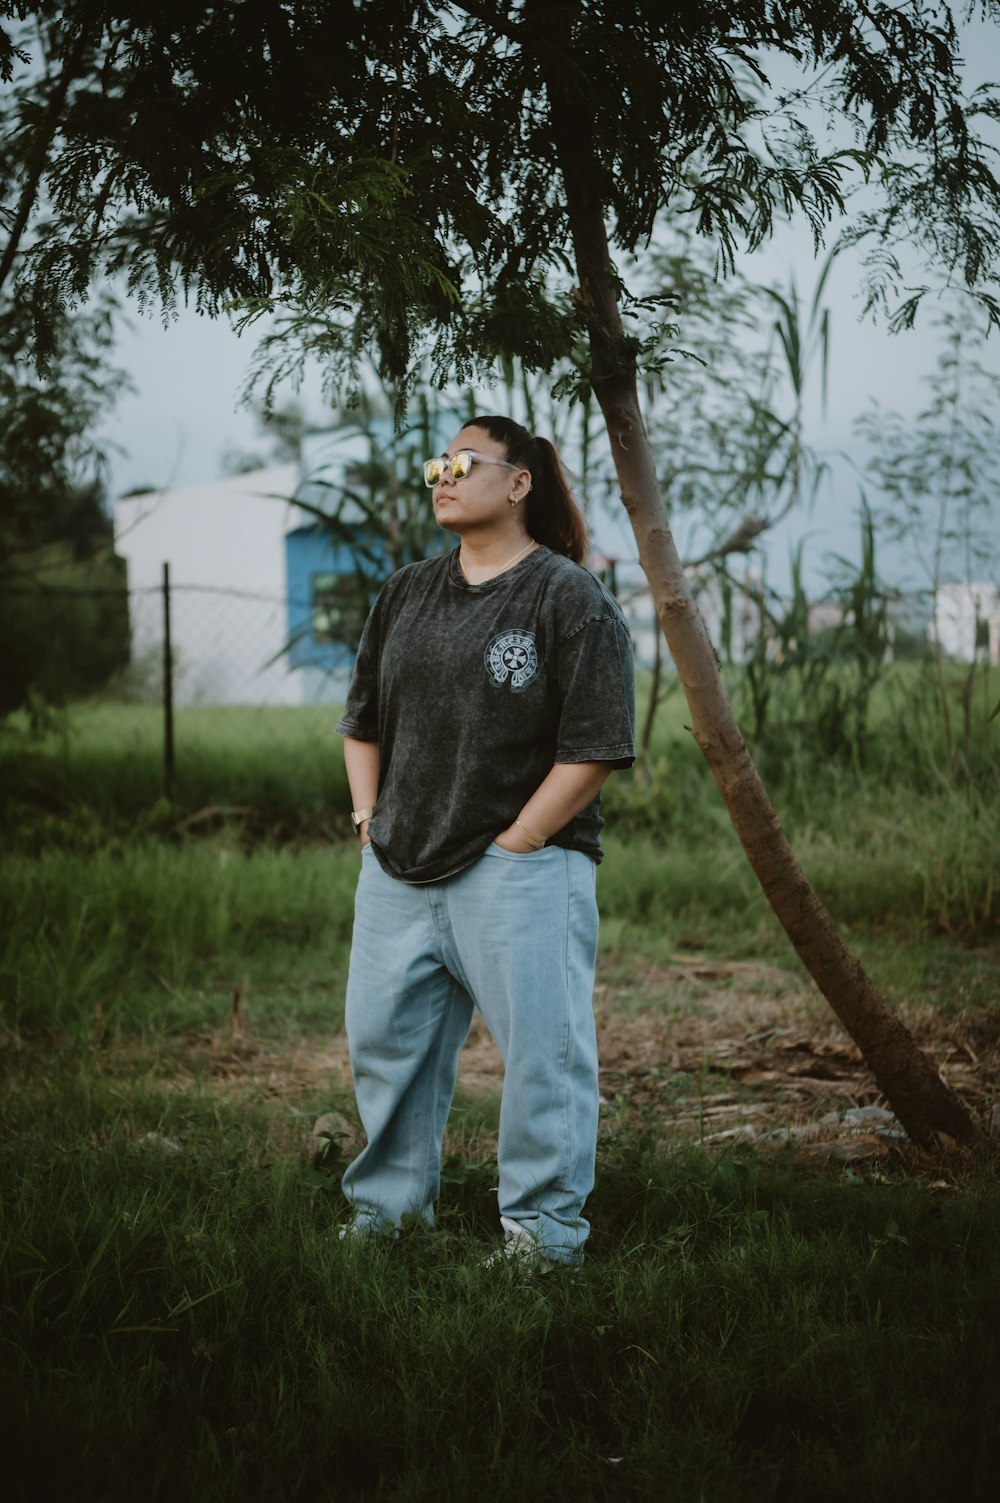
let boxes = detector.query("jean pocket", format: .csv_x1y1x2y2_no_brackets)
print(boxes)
487,840,549,860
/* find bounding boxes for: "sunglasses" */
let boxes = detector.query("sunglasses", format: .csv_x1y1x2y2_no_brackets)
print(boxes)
423,450,521,487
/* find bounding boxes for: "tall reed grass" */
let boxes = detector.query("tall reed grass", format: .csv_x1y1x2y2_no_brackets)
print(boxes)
3,794,996,1042
0,701,351,842
1,841,358,1037
2,662,997,1047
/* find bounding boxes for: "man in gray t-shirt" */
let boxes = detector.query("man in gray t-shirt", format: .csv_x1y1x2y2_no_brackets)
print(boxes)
336,544,636,883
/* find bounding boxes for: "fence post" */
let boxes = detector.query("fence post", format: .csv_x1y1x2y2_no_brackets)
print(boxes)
162,561,175,800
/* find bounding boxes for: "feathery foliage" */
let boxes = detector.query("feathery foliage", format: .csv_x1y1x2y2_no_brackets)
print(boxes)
2,2,999,396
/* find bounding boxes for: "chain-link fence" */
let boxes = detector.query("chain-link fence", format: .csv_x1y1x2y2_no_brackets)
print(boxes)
1,566,359,807
0,559,661,811
126,567,355,709
5,558,970,811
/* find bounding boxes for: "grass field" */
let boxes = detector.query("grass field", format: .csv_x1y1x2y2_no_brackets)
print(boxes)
2,675,999,1500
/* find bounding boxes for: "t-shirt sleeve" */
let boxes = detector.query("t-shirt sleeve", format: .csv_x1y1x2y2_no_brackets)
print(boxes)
554,611,636,768
335,592,383,741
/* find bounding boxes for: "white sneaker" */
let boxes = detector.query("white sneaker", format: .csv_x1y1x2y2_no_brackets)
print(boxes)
337,1216,398,1242
482,1215,556,1274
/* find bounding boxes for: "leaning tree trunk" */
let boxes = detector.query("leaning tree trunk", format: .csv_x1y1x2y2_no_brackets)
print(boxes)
543,72,980,1150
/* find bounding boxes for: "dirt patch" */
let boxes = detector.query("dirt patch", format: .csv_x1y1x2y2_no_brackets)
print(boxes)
80,955,999,1153
592,958,998,1143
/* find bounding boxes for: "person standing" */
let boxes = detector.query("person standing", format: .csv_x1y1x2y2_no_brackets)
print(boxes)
336,414,635,1268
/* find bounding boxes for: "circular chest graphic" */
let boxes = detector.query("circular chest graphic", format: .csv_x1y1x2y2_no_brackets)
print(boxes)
485,630,539,692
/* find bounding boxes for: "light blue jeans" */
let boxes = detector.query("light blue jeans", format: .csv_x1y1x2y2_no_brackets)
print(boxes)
342,840,600,1264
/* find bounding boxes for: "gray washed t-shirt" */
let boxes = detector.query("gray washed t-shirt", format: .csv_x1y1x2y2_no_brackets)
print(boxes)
336,545,635,883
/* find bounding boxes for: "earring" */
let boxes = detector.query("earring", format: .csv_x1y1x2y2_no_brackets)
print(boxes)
508,496,520,508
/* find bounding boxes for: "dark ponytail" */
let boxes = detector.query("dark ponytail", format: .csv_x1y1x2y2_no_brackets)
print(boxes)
466,414,589,564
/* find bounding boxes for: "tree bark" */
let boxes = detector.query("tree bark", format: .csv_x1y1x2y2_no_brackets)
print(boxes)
540,43,981,1149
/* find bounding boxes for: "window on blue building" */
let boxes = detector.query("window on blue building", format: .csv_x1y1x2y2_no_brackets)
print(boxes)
311,572,369,647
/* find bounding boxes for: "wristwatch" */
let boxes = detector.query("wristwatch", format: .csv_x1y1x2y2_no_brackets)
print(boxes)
351,806,375,835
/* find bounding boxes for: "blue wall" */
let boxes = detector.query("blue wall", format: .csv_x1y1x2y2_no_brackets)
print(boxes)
285,411,459,701
285,526,382,681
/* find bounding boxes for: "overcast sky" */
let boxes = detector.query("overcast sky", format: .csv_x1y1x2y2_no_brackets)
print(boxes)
103,16,1000,595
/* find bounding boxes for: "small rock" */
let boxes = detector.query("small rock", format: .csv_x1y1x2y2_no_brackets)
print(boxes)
704,1125,757,1143
311,1111,356,1144
760,1122,827,1144
136,1132,182,1156
309,1112,363,1163
842,1106,898,1127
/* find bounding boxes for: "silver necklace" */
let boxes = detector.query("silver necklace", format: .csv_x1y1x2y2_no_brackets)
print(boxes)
460,539,537,582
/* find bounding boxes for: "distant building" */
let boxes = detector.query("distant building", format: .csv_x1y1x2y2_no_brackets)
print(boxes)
115,463,305,706
596,557,762,669
113,422,453,707
931,582,1000,664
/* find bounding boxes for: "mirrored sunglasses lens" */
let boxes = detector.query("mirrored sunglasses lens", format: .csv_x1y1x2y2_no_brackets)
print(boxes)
423,459,444,486
449,451,473,479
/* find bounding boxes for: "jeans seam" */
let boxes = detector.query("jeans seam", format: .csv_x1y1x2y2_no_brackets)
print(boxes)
556,846,575,1236
567,850,596,1229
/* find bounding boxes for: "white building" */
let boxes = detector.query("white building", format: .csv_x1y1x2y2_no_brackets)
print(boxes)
113,423,451,706
115,463,305,705
598,557,760,669
931,582,1000,664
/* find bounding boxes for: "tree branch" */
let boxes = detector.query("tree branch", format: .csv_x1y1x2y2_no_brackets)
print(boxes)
449,0,527,47
0,22,93,297
685,512,772,571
